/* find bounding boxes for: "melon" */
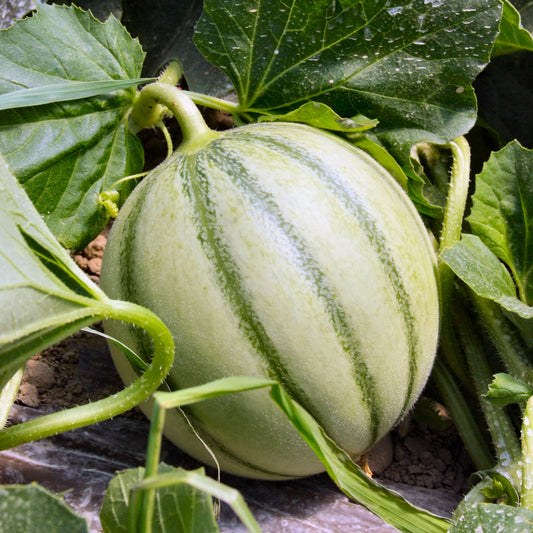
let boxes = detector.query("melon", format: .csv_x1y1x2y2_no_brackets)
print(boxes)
101,119,439,480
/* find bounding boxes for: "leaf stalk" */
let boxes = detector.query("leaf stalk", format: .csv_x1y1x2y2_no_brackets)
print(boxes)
437,136,472,383
454,304,522,483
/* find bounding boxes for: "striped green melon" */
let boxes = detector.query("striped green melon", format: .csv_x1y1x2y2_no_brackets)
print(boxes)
101,121,439,480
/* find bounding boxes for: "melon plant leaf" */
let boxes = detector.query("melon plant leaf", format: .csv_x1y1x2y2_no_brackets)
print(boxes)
467,140,533,306
449,502,533,532
486,373,533,407
441,234,533,320
270,384,450,533
492,0,533,56
195,0,502,160
0,152,109,390
0,4,145,250
258,101,377,132
100,465,219,533
0,484,89,533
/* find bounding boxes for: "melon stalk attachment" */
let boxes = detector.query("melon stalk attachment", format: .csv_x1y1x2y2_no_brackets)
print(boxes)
99,75,216,219
129,81,219,150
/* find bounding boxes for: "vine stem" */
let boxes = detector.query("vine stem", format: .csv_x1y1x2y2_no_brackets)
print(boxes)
439,136,471,253
0,299,174,450
128,401,166,533
129,82,219,150
471,295,533,386
432,136,497,469
433,358,494,471
454,303,522,483
130,378,275,533
433,137,471,386
182,90,240,115
437,136,472,382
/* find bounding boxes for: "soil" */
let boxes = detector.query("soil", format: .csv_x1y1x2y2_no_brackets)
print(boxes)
16,228,117,412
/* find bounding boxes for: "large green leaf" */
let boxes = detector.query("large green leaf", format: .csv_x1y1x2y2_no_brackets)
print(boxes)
467,140,533,305
195,0,501,159
0,152,109,391
0,484,89,533
0,4,145,250
100,465,219,533
441,234,533,320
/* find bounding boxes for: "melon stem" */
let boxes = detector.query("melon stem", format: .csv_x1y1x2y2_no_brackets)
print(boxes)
130,81,218,150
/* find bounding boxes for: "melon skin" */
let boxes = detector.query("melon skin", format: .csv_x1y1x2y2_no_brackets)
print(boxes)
100,121,439,480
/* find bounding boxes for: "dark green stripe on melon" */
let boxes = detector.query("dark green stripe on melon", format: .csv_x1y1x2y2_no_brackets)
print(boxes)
179,154,326,428
114,176,157,364
191,145,383,443
225,131,421,420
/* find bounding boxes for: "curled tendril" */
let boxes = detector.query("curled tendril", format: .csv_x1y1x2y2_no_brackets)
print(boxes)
98,189,120,218
97,172,149,218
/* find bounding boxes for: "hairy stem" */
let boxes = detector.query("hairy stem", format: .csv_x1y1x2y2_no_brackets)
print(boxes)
439,136,471,252
130,401,166,533
455,305,522,483
437,136,472,383
431,136,490,465
472,295,533,386
130,82,219,150
183,90,240,114
433,358,494,471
